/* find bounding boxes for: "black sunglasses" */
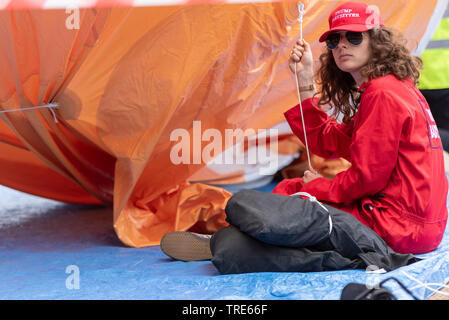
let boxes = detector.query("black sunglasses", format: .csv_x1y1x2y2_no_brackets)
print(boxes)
326,31,364,50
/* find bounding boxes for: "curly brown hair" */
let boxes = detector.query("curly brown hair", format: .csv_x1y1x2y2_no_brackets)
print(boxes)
316,26,423,124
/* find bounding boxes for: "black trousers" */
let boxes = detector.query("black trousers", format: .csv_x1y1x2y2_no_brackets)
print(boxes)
210,190,418,275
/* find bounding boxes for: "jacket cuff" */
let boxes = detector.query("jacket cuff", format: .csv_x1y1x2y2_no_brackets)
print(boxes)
300,177,333,200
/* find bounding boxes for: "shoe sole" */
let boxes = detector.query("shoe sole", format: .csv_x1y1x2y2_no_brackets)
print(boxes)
160,231,212,262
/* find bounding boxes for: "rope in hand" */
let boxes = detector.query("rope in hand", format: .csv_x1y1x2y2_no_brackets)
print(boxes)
294,3,314,172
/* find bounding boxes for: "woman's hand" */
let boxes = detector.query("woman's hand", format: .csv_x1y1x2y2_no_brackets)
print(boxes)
289,39,314,84
302,169,323,186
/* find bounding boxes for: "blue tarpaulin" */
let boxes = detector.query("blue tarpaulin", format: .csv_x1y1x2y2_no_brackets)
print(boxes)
0,177,448,300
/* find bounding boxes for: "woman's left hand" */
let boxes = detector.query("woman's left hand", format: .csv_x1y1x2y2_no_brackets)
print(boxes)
303,169,323,185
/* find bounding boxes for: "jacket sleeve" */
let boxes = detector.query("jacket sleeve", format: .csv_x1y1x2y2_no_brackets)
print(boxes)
300,90,407,204
284,97,354,161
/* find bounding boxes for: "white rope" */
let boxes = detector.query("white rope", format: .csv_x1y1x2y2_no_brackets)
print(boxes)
290,191,333,235
409,282,449,293
0,103,60,123
287,5,333,235
399,269,449,297
295,3,313,171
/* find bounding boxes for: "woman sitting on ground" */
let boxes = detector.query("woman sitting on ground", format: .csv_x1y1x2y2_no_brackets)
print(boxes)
160,2,448,269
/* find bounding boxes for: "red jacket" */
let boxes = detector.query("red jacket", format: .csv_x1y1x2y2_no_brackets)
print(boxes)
273,74,448,254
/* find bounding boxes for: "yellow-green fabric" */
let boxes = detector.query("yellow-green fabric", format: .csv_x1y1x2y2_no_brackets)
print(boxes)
419,17,449,90
433,18,449,40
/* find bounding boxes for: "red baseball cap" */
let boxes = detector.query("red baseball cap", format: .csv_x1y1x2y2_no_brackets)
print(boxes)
319,2,384,43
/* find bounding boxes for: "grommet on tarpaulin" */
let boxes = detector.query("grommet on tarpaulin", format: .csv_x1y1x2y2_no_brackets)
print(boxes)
0,102,60,123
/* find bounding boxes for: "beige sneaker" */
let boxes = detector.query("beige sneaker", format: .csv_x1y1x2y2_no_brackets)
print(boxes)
160,231,212,261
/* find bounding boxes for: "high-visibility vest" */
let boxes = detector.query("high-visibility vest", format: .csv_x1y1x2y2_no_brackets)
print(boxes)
419,5,449,90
